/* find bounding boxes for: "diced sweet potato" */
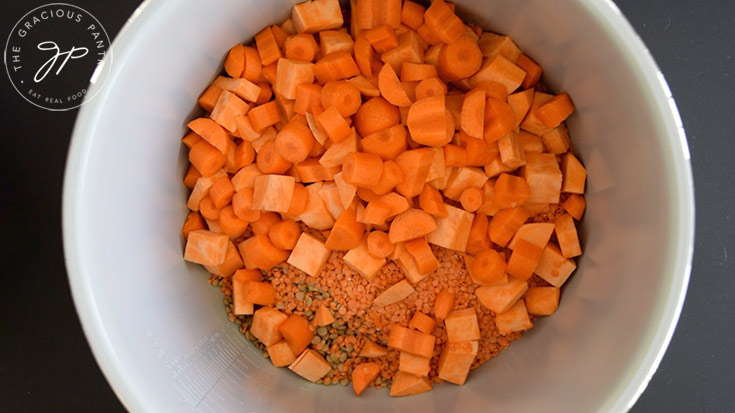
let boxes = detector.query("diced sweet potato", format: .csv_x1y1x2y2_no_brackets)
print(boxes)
426,204,474,252
359,340,388,358
352,362,382,396
251,307,288,346
319,181,345,220
437,340,478,385
555,213,582,258
292,0,344,33
525,286,560,315
507,222,554,249
390,371,433,396
387,325,435,358
521,153,562,204
232,269,262,315
314,303,335,326
287,233,331,276
267,340,296,367
184,230,229,266
298,181,336,230
495,299,533,335
344,238,386,280
399,352,431,376
374,279,416,306
475,277,528,314
395,245,430,284
241,281,277,305
333,172,357,209
444,308,481,343
252,174,296,213
534,242,577,287
289,349,332,382
203,240,244,277
442,167,488,200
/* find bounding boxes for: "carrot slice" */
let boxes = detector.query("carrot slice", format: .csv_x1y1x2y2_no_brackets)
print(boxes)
284,33,319,61
483,97,515,143
401,0,425,30
378,63,413,107
254,26,282,66
321,80,362,117
438,36,483,81
407,95,452,147
354,96,400,136
360,124,407,161
423,0,465,44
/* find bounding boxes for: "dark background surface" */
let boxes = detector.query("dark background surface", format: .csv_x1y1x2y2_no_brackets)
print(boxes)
1,1,733,411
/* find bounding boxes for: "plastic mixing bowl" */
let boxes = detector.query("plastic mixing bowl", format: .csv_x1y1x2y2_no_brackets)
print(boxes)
63,0,694,411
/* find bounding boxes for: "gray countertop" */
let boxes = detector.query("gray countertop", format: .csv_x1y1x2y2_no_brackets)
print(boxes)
1,0,732,411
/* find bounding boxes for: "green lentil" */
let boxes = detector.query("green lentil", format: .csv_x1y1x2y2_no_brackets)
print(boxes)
317,326,328,337
339,352,348,362
295,292,305,301
329,333,338,339
344,345,353,353
339,378,349,386
262,351,269,359
321,292,330,299
304,310,314,317
305,297,313,306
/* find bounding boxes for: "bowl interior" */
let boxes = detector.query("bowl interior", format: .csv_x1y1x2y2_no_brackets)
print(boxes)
64,0,693,411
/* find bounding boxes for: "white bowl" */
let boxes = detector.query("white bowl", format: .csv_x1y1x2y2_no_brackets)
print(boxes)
63,0,694,411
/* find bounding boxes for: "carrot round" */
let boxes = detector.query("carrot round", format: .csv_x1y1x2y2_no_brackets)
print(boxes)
209,176,235,209
220,205,249,238
401,0,425,30
325,208,365,250
268,219,302,250
415,77,448,100
251,211,281,236
472,249,506,285
275,119,315,163
188,117,230,154
242,46,263,82
517,54,542,90
232,141,255,171
240,234,289,271
388,209,437,243
189,139,227,176
418,185,448,218
256,140,292,174
378,63,413,107
284,33,318,62
360,124,407,161
400,62,438,82
438,36,482,81
354,96,400,137
364,25,399,53
484,97,515,143
182,132,202,149
182,211,206,239
459,187,484,212
321,80,362,117
474,81,508,101
342,152,384,188
285,183,309,217
316,105,352,143
294,83,322,115
460,88,486,139
183,164,201,190
354,34,377,78
407,95,452,147
366,230,394,258
372,160,404,195
232,189,262,222
255,81,272,104
536,92,575,129
434,288,455,321
404,237,439,274
466,213,491,255
199,195,222,221
224,44,245,78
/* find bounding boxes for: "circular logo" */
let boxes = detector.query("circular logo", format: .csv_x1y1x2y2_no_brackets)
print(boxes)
4,3,112,111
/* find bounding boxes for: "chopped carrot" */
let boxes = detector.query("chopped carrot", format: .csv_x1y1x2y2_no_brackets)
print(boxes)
354,0,402,30
507,88,534,128
494,173,531,209
404,237,438,274
294,83,322,115
521,130,544,153
497,130,526,169
458,133,498,166
267,341,296,367
198,85,222,112
400,63,437,82
254,26,282,66
506,239,544,280
390,371,432,396
365,25,399,53
268,219,302,250
189,139,226,177
408,311,435,334
214,76,262,103
232,188,262,222
541,125,571,154
508,222,555,250
248,101,280,132
562,194,586,220
434,288,455,321
438,36,483,81
251,307,287,346
477,32,521,62
388,209,437,243
443,144,468,167
354,96,400,136
319,30,354,55
359,340,388,358
284,33,319,61
278,314,314,356
250,211,281,236
387,324,435,358
483,97,515,143
321,80,362,117
345,75,380,97
520,91,554,135
470,248,506,285
182,211,206,240
316,105,352,143
407,96,453,146
360,124,407,162
313,51,360,83
561,152,586,194
209,176,236,209
314,303,335,326
525,287,560,316
372,160,404,195
380,30,424,73
394,148,435,198
465,213,491,255
325,208,365,250
352,362,382,396
199,195,221,221
488,206,530,247
239,234,290,270
517,54,542,89
256,140,292,174
353,34,378,78
423,0,465,44
469,55,526,95
415,77,447,100
188,117,230,154
274,118,315,163
460,89,485,138
224,44,246,78
537,92,575,129
418,183,448,218
378,63,413,107
401,0,425,30
459,187,484,212
342,152,384,188
366,230,395,258
285,183,309,216
473,80,508,101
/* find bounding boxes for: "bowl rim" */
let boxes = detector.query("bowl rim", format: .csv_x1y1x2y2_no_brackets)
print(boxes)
62,0,695,411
